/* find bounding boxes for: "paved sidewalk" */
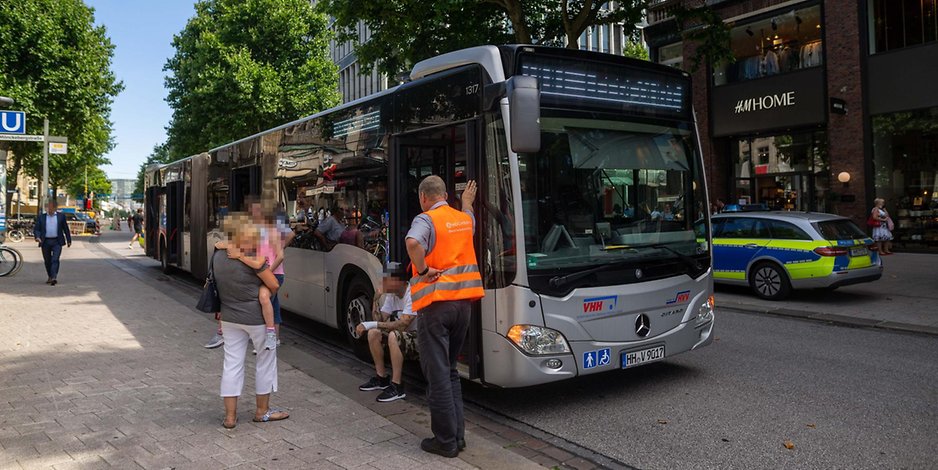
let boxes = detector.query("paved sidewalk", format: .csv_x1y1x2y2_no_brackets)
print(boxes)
715,253,938,335
0,237,541,470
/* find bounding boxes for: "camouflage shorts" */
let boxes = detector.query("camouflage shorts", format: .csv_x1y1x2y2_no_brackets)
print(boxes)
382,330,420,361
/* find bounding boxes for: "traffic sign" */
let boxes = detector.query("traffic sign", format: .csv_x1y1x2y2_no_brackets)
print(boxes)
49,142,67,154
0,110,26,134
0,134,44,142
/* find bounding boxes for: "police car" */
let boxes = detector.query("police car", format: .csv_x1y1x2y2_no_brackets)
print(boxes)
710,211,883,300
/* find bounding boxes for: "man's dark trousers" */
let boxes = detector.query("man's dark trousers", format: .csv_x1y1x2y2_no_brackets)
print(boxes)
417,299,471,449
41,239,63,280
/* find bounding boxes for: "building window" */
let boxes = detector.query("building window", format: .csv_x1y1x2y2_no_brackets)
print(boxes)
872,106,938,249
657,42,683,69
713,4,823,86
870,0,938,53
731,131,829,211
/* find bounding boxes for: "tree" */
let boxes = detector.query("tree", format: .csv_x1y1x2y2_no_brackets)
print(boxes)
164,0,340,159
66,166,112,204
319,0,647,79
0,0,122,210
133,142,172,202
670,2,734,72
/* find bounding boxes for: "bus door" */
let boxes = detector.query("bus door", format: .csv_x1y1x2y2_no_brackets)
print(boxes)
391,121,483,380
144,186,160,257
166,181,184,265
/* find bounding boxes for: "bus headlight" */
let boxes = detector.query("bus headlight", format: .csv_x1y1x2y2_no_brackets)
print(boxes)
507,325,571,355
697,295,714,326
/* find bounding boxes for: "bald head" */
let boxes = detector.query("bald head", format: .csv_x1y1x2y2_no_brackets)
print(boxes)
418,175,447,211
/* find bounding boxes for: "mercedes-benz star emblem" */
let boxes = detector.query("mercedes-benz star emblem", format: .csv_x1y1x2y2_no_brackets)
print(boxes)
635,314,651,337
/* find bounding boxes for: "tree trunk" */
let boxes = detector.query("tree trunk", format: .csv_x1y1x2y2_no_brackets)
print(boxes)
485,0,532,44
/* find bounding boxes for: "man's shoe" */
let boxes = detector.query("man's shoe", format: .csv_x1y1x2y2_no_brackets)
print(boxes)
359,375,390,391
263,331,278,350
458,438,466,451
45,278,52,284
50,279,57,286
376,382,406,402
420,438,458,458
204,333,224,349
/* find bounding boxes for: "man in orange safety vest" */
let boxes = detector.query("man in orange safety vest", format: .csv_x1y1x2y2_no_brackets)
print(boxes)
405,175,483,458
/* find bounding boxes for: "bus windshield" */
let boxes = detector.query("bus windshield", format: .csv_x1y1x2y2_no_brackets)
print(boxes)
519,113,709,281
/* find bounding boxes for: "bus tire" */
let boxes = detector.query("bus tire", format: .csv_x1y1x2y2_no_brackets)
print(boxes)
160,239,172,274
342,276,373,360
749,261,790,300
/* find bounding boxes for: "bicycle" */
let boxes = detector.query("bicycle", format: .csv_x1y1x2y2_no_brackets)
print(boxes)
0,242,23,277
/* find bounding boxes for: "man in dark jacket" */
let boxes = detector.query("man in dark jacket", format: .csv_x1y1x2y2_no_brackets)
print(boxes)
33,200,72,285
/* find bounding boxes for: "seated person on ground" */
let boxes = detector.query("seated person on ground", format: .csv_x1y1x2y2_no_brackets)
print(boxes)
356,277,418,403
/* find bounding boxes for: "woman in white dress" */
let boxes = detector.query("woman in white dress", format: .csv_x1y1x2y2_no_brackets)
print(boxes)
870,198,893,255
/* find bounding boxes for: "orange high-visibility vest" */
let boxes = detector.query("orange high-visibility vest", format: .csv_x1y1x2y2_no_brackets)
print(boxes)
410,204,484,312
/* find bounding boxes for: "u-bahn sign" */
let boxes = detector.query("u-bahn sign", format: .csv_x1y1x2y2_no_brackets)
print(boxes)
0,110,26,134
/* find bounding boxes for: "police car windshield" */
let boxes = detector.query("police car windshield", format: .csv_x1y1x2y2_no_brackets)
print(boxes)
519,114,710,273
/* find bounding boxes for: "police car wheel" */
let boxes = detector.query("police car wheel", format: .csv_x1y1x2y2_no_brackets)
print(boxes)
749,262,791,300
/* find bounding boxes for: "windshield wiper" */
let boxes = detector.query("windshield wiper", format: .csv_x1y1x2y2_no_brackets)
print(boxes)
623,243,702,272
548,259,637,289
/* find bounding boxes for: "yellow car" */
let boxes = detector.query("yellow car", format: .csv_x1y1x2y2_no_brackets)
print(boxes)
711,211,883,300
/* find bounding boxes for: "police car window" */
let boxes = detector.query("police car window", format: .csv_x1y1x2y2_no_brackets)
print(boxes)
751,219,770,238
768,220,812,240
720,218,757,238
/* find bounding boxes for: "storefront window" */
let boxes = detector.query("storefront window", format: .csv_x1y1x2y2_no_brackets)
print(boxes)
713,4,823,86
730,131,829,211
658,42,683,69
870,0,938,53
872,106,938,249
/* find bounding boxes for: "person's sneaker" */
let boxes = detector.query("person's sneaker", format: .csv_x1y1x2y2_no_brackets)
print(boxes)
420,438,458,458
359,375,390,391
204,332,224,349
376,382,406,402
458,438,466,451
263,331,277,350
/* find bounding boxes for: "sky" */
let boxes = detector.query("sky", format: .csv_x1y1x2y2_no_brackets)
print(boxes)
84,0,195,182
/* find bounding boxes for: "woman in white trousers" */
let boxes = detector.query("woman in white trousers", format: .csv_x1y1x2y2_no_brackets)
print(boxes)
213,215,289,429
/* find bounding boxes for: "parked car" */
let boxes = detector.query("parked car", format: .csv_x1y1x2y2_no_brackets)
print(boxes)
711,211,883,300
64,211,99,235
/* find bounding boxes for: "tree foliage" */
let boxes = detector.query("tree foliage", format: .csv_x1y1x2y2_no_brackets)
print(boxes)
0,0,122,207
319,0,647,79
671,3,734,72
164,0,340,159
66,165,111,202
133,142,172,202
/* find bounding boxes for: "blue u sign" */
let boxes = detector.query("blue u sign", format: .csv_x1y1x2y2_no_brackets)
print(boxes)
0,111,26,134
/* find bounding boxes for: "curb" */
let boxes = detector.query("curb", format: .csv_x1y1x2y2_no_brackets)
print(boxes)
718,302,938,336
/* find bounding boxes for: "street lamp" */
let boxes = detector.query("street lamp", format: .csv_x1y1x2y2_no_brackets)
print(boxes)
0,96,13,107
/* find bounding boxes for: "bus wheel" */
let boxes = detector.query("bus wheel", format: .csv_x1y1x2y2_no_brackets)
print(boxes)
343,277,372,360
160,241,172,274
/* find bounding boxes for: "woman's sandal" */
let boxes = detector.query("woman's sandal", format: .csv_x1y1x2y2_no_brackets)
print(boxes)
253,408,289,423
223,417,237,429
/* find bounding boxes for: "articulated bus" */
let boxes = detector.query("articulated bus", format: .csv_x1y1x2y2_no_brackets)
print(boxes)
145,45,714,388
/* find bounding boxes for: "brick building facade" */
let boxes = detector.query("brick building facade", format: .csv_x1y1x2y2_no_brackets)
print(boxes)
645,0,938,251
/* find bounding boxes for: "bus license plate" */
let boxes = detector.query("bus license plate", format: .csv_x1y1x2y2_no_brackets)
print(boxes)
850,246,869,257
621,346,665,368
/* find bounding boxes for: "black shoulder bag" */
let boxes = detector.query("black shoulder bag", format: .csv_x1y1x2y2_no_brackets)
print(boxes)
196,249,221,313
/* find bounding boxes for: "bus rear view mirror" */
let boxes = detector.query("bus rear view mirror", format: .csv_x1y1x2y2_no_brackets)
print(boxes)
507,75,541,154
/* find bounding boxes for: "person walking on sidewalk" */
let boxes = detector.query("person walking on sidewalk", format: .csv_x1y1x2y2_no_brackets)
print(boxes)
33,200,71,286
405,176,482,458
356,276,419,403
129,209,144,248
213,214,288,429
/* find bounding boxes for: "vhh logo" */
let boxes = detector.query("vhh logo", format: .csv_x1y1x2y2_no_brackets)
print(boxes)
666,290,691,305
583,296,617,313
0,111,26,134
